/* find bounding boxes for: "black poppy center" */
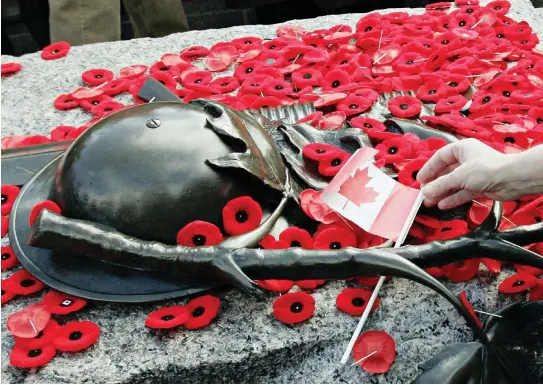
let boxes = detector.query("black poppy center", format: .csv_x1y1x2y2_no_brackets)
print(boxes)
502,91,511,97
290,302,304,313
192,235,207,246
316,148,326,154
340,60,348,65
349,104,358,109
291,241,302,247
428,89,437,95
275,85,284,90
495,5,501,9
449,82,458,87
192,306,205,317
537,118,543,124
482,96,491,104
221,82,228,87
512,280,525,287
245,40,252,44
250,83,259,87
442,227,452,232
95,74,103,79
52,50,59,54
497,34,504,38
269,45,276,49
104,108,112,111
521,40,528,44
303,73,312,79
245,67,253,74
406,60,414,65
466,8,474,13
504,137,515,143
161,315,175,321
442,40,449,45
459,21,466,26
159,81,166,85
195,79,203,84
28,349,42,358
35,331,44,339
1,253,10,260
365,26,372,32
388,146,398,154
69,331,83,340
329,242,342,249
91,100,100,105
160,67,169,71
1,290,4,296
20,279,35,287
351,297,365,307
364,123,372,128
236,210,249,223
332,80,341,88
423,44,431,48
411,170,419,180
443,23,449,28
64,99,72,103
331,158,342,166
400,103,409,110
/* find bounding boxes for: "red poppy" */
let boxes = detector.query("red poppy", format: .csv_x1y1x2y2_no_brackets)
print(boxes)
352,117,397,141
50,125,77,141
29,200,61,227
292,68,323,88
234,60,262,83
176,220,223,247
458,291,483,328
257,234,280,249
279,227,313,249
79,94,113,111
416,80,449,103
145,305,190,329
54,321,100,352
53,93,79,110
182,70,213,89
387,96,421,118
296,111,322,127
302,143,341,161
313,226,357,250
41,290,87,315
336,95,373,117
41,41,70,60
256,279,294,293
481,258,502,274
2,216,9,237
375,136,414,164
149,61,181,76
398,158,428,188
2,281,16,303
5,269,45,296
184,295,221,330
322,69,352,91
2,185,20,216
336,288,379,316
263,78,293,97
72,86,104,100
393,53,426,75
118,64,147,79
239,74,273,95
426,267,445,278
435,95,469,114
352,330,396,374
209,76,240,93
1,245,18,271
513,264,543,277
313,92,347,108
498,273,538,294
10,345,56,368
442,259,480,282
318,151,351,177
90,101,124,117
181,46,210,60
470,92,504,113
13,319,60,350
149,71,177,89
295,280,326,290
7,303,51,338
317,111,346,130
273,291,315,324
424,47,449,72
427,219,469,241
81,68,114,87
276,25,305,38
1,62,22,76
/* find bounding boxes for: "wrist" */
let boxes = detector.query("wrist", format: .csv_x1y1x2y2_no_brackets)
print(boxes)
500,148,543,198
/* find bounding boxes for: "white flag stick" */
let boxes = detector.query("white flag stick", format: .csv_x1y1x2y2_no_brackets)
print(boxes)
340,191,424,365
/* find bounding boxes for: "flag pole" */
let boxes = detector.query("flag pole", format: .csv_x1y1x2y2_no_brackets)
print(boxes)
339,190,425,365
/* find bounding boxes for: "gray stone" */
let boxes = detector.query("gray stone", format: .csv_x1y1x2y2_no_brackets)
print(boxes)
1,0,540,383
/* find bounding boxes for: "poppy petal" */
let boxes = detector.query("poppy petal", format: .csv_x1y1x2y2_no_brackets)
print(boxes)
336,288,379,316
1,245,19,271
498,273,538,294
7,303,51,338
352,330,396,374
29,200,61,227
222,196,263,236
176,221,223,247
41,290,87,315
10,345,56,368
53,321,100,352
184,295,221,330
273,292,315,324
145,306,190,329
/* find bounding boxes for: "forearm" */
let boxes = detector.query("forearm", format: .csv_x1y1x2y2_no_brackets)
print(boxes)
503,145,543,198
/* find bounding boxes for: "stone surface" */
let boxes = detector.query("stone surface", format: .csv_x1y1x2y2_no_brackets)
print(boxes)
1,0,541,383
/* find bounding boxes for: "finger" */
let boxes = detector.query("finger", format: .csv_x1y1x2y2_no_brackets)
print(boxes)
438,190,477,210
421,168,464,199
417,143,461,185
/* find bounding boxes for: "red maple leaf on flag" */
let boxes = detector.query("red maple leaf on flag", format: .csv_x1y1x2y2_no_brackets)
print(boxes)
338,167,380,207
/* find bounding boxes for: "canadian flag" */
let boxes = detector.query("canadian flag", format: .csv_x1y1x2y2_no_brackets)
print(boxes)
321,147,421,241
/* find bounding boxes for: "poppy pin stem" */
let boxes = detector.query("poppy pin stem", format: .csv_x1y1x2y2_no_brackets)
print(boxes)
29,319,38,334
471,17,486,30
474,309,503,318
340,191,424,365
291,54,301,66
412,59,428,63
148,97,156,103
350,350,378,367
378,29,383,50
373,53,388,65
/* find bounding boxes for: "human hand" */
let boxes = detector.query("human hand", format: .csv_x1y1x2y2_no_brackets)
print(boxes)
416,139,520,210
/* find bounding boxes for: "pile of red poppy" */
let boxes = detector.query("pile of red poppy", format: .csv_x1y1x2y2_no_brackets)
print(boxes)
2,0,543,374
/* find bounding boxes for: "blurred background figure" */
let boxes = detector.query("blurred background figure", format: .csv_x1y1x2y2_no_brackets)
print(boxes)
49,0,189,46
